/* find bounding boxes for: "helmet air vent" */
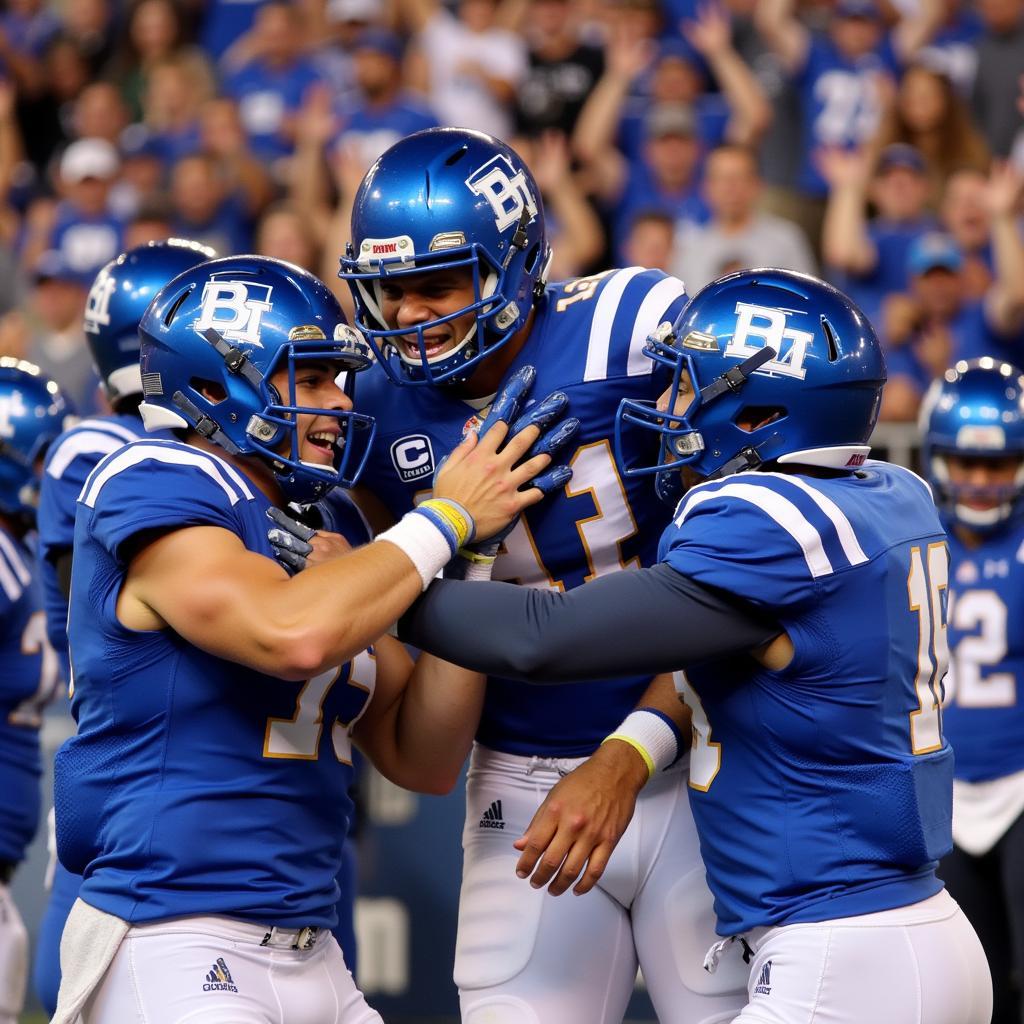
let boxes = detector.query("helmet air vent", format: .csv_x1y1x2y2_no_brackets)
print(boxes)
821,316,840,362
164,287,193,327
444,144,469,166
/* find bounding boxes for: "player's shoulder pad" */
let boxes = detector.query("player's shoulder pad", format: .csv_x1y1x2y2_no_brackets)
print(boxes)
81,439,256,512
871,459,935,503
80,439,259,561
44,417,144,482
545,267,688,384
669,471,872,582
0,524,32,609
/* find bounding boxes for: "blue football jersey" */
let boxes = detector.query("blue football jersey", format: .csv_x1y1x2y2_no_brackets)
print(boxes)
944,522,1024,783
0,525,60,864
56,440,376,926
355,268,688,756
660,462,953,934
37,414,169,682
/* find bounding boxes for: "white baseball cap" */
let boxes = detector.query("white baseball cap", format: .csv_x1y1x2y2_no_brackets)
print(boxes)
60,138,120,184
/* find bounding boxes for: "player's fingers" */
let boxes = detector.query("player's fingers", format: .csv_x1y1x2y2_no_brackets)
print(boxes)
514,813,558,877
572,843,614,896
440,428,479,471
499,421,542,464
512,485,548,512
530,464,573,494
475,418,510,455
509,452,552,488
546,841,591,897
526,830,575,890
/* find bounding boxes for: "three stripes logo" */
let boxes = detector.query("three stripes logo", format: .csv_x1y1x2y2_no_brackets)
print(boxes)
754,959,772,996
479,799,505,830
203,957,238,993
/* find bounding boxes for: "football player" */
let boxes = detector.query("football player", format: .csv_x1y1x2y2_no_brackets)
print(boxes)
0,360,70,1024
337,127,748,1024
922,359,1024,1024
49,255,570,1024
401,269,994,1024
34,238,215,1017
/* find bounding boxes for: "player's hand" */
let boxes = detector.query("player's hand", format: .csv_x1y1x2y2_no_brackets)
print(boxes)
512,740,648,897
435,366,577,541
267,507,351,573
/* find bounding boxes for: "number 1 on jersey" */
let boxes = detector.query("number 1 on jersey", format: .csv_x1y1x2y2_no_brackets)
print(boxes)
907,543,949,755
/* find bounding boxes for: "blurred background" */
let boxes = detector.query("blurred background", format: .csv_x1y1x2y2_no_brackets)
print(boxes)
2,0,1022,1018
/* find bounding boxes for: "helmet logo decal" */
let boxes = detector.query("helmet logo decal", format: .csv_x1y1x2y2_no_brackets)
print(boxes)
956,424,1006,449
0,389,26,439
195,281,273,347
84,271,116,334
465,155,538,233
724,303,815,381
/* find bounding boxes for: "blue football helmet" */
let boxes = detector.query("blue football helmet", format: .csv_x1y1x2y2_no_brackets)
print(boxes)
84,239,217,405
615,269,887,503
921,358,1024,533
138,256,377,503
0,358,73,524
338,128,551,386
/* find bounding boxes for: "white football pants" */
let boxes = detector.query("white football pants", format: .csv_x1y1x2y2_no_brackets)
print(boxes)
0,881,27,1024
76,911,382,1024
730,889,992,1024
456,744,748,1024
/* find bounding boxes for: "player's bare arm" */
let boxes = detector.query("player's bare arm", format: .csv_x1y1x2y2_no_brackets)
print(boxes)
119,416,551,681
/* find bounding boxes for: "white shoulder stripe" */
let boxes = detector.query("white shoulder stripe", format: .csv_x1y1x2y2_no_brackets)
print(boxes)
676,481,833,578
757,472,868,567
82,444,252,508
47,431,130,480
627,275,687,376
583,267,645,382
0,530,29,601
73,419,140,443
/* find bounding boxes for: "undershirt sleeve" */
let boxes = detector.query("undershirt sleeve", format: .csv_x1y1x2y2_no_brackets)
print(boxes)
398,562,780,683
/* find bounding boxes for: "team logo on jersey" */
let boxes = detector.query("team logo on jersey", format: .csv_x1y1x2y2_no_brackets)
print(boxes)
724,303,815,380
753,960,772,996
479,799,505,830
194,280,273,347
202,957,238,993
465,155,538,233
955,560,979,584
0,388,26,440
83,268,116,335
390,434,434,482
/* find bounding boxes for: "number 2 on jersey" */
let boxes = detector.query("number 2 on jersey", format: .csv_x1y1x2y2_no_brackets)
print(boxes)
907,543,949,754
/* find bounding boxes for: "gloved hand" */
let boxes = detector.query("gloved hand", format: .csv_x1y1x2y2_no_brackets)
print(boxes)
266,506,315,575
444,366,579,579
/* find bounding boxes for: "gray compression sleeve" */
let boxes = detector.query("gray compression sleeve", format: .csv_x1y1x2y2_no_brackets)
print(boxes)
398,562,779,682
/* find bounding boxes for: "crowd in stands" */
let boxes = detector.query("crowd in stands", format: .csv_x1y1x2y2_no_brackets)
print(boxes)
0,0,1021,424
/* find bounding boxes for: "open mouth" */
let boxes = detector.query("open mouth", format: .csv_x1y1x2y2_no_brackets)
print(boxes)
305,429,341,465
399,334,451,362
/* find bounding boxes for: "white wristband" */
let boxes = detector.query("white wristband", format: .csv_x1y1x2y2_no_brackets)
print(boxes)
601,709,681,781
375,510,453,590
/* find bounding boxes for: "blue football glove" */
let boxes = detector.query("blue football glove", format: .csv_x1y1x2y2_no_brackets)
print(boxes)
267,506,315,575
445,374,580,579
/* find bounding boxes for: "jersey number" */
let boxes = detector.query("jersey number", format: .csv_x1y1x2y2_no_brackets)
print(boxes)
264,648,376,763
907,544,950,754
945,590,1016,708
674,670,721,791
8,611,62,728
494,440,640,589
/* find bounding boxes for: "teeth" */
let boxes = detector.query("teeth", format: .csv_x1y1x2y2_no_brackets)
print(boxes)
308,431,337,446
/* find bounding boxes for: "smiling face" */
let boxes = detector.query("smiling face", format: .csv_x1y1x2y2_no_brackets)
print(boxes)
268,359,352,468
379,266,479,366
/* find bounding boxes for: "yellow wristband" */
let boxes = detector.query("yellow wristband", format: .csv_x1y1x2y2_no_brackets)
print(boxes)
419,498,474,549
457,547,497,565
602,733,655,780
